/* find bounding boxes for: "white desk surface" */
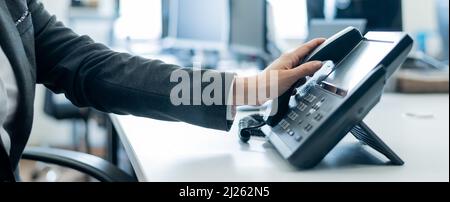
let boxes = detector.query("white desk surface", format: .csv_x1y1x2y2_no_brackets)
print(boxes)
111,94,449,182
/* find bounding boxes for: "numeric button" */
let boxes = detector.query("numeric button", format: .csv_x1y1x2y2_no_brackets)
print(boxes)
312,102,323,110
288,111,299,121
279,120,290,130
314,113,324,121
304,124,314,132
288,130,295,136
297,102,308,112
304,94,317,103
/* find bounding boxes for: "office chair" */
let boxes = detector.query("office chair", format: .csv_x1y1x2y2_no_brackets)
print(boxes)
28,90,135,181
44,89,92,154
20,147,137,182
1,135,136,182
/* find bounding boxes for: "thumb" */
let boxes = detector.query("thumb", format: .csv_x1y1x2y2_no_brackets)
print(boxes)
289,61,323,78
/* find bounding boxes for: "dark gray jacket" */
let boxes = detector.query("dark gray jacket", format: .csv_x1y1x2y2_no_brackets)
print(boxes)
0,0,234,172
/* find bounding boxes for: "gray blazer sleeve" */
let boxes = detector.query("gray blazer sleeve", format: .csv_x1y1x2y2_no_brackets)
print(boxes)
28,0,235,131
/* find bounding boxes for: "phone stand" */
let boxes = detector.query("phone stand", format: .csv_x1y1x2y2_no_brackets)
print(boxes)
350,122,404,165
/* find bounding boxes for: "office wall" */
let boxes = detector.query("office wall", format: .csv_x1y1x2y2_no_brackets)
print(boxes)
402,0,438,33
402,0,443,56
40,0,70,23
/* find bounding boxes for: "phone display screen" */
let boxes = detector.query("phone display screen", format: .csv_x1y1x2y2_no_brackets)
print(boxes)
321,40,395,96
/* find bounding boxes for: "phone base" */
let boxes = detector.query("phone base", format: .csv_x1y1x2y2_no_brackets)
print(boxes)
350,122,404,165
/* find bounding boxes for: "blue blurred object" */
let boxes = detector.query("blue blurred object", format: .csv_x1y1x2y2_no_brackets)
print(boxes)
436,0,449,63
416,32,428,53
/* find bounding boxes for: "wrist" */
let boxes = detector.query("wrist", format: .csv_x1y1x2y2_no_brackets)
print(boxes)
233,75,266,106
232,77,247,106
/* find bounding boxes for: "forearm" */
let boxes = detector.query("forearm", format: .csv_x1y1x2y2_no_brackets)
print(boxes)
29,0,236,131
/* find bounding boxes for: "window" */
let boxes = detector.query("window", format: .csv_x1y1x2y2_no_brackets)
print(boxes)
268,0,309,40
115,0,162,40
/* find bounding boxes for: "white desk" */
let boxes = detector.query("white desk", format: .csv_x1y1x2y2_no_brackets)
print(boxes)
111,94,449,182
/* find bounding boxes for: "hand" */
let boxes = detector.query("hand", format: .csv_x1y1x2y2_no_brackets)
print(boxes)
232,38,326,106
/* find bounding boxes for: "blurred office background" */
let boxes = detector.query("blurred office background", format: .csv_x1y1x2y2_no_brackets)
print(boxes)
22,0,448,181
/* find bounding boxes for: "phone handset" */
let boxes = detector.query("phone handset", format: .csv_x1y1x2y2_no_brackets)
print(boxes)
264,27,364,127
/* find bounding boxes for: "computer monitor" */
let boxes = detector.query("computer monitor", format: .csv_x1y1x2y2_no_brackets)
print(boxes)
165,0,229,50
229,0,268,56
306,19,367,41
307,0,403,32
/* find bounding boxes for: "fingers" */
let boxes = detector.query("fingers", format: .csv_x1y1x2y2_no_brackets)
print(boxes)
289,61,323,78
287,38,326,64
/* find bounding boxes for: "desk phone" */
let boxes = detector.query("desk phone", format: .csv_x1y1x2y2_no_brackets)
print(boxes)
256,27,413,169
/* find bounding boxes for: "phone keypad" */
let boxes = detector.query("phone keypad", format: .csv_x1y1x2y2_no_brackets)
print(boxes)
276,88,338,151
